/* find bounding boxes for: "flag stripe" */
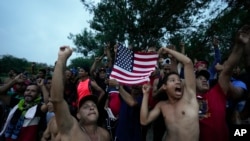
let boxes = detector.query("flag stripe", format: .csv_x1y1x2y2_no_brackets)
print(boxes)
111,66,152,77
109,44,158,85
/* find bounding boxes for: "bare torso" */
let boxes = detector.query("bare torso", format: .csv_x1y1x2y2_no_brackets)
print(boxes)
159,99,199,141
41,116,61,141
59,118,110,141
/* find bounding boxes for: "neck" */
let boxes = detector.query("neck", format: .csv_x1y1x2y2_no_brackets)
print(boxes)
80,124,99,141
80,76,89,81
167,96,179,104
80,124,98,135
196,89,207,94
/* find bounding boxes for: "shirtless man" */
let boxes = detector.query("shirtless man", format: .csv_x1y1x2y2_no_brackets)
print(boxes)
140,47,199,141
41,98,59,141
50,46,110,141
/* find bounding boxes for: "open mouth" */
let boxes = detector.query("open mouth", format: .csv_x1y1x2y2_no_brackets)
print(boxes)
175,88,181,92
202,82,208,87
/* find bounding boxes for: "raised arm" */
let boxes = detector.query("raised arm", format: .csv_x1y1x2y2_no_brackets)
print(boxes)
51,46,74,133
219,25,250,95
208,37,221,79
90,80,105,102
36,78,50,112
90,56,103,77
105,42,113,68
0,74,24,94
36,78,49,104
108,79,138,107
159,47,196,101
140,83,161,125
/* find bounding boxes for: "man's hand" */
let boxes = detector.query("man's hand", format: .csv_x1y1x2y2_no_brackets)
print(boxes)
236,25,250,45
94,56,103,63
108,79,119,87
215,63,224,72
58,46,73,60
142,83,151,96
14,73,25,83
36,78,45,87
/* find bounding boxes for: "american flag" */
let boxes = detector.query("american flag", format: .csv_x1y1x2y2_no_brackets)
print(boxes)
109,44,158,85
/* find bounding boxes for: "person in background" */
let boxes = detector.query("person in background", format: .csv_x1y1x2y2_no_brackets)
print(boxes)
108,79,143,141
196,25,250,141
0,80,49,141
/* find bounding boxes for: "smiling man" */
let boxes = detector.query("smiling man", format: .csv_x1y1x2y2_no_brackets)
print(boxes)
0,82,49,141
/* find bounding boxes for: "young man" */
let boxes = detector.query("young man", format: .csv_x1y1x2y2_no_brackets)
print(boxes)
50,46,110,141
140,47,199,141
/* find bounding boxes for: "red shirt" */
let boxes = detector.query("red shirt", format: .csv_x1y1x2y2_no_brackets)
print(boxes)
77,79,91,102
197,84,229,141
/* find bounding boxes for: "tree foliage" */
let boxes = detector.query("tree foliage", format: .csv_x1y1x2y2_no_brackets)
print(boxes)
70,0,250,65
68,56,94,69
0,55,50,75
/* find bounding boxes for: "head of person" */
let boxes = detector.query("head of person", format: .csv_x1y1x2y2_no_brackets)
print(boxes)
77,94,99,124
14,82,27,94
45,76,52,91
8,69,17,78
194,60,209,71
97,67,107,79
162,72,182,100
70,68,78,78
65,69,73,80
195,70,210,94
13,75,28,94
23,83,41,103
37,68,46,79
78,66,90,77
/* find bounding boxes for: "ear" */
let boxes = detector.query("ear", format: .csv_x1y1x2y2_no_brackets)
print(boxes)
162,83,167,90
76,112,80,120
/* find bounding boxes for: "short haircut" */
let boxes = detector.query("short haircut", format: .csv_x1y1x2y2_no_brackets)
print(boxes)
162,72,180,84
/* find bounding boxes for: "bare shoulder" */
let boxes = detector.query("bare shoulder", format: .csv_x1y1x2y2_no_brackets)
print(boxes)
154,100,167,112
98,127,111,141
156,100,167,107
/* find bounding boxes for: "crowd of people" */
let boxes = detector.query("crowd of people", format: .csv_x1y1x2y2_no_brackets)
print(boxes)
0,25,250,141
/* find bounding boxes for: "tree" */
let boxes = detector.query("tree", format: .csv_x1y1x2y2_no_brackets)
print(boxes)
70,0,249,65
67,56,94,69
0,55,50,76
72,0,211,51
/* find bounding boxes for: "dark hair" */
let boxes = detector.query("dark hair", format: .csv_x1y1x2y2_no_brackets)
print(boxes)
39,68,46,74
162,72,180,84
80,66,90,74
27,83,41,94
